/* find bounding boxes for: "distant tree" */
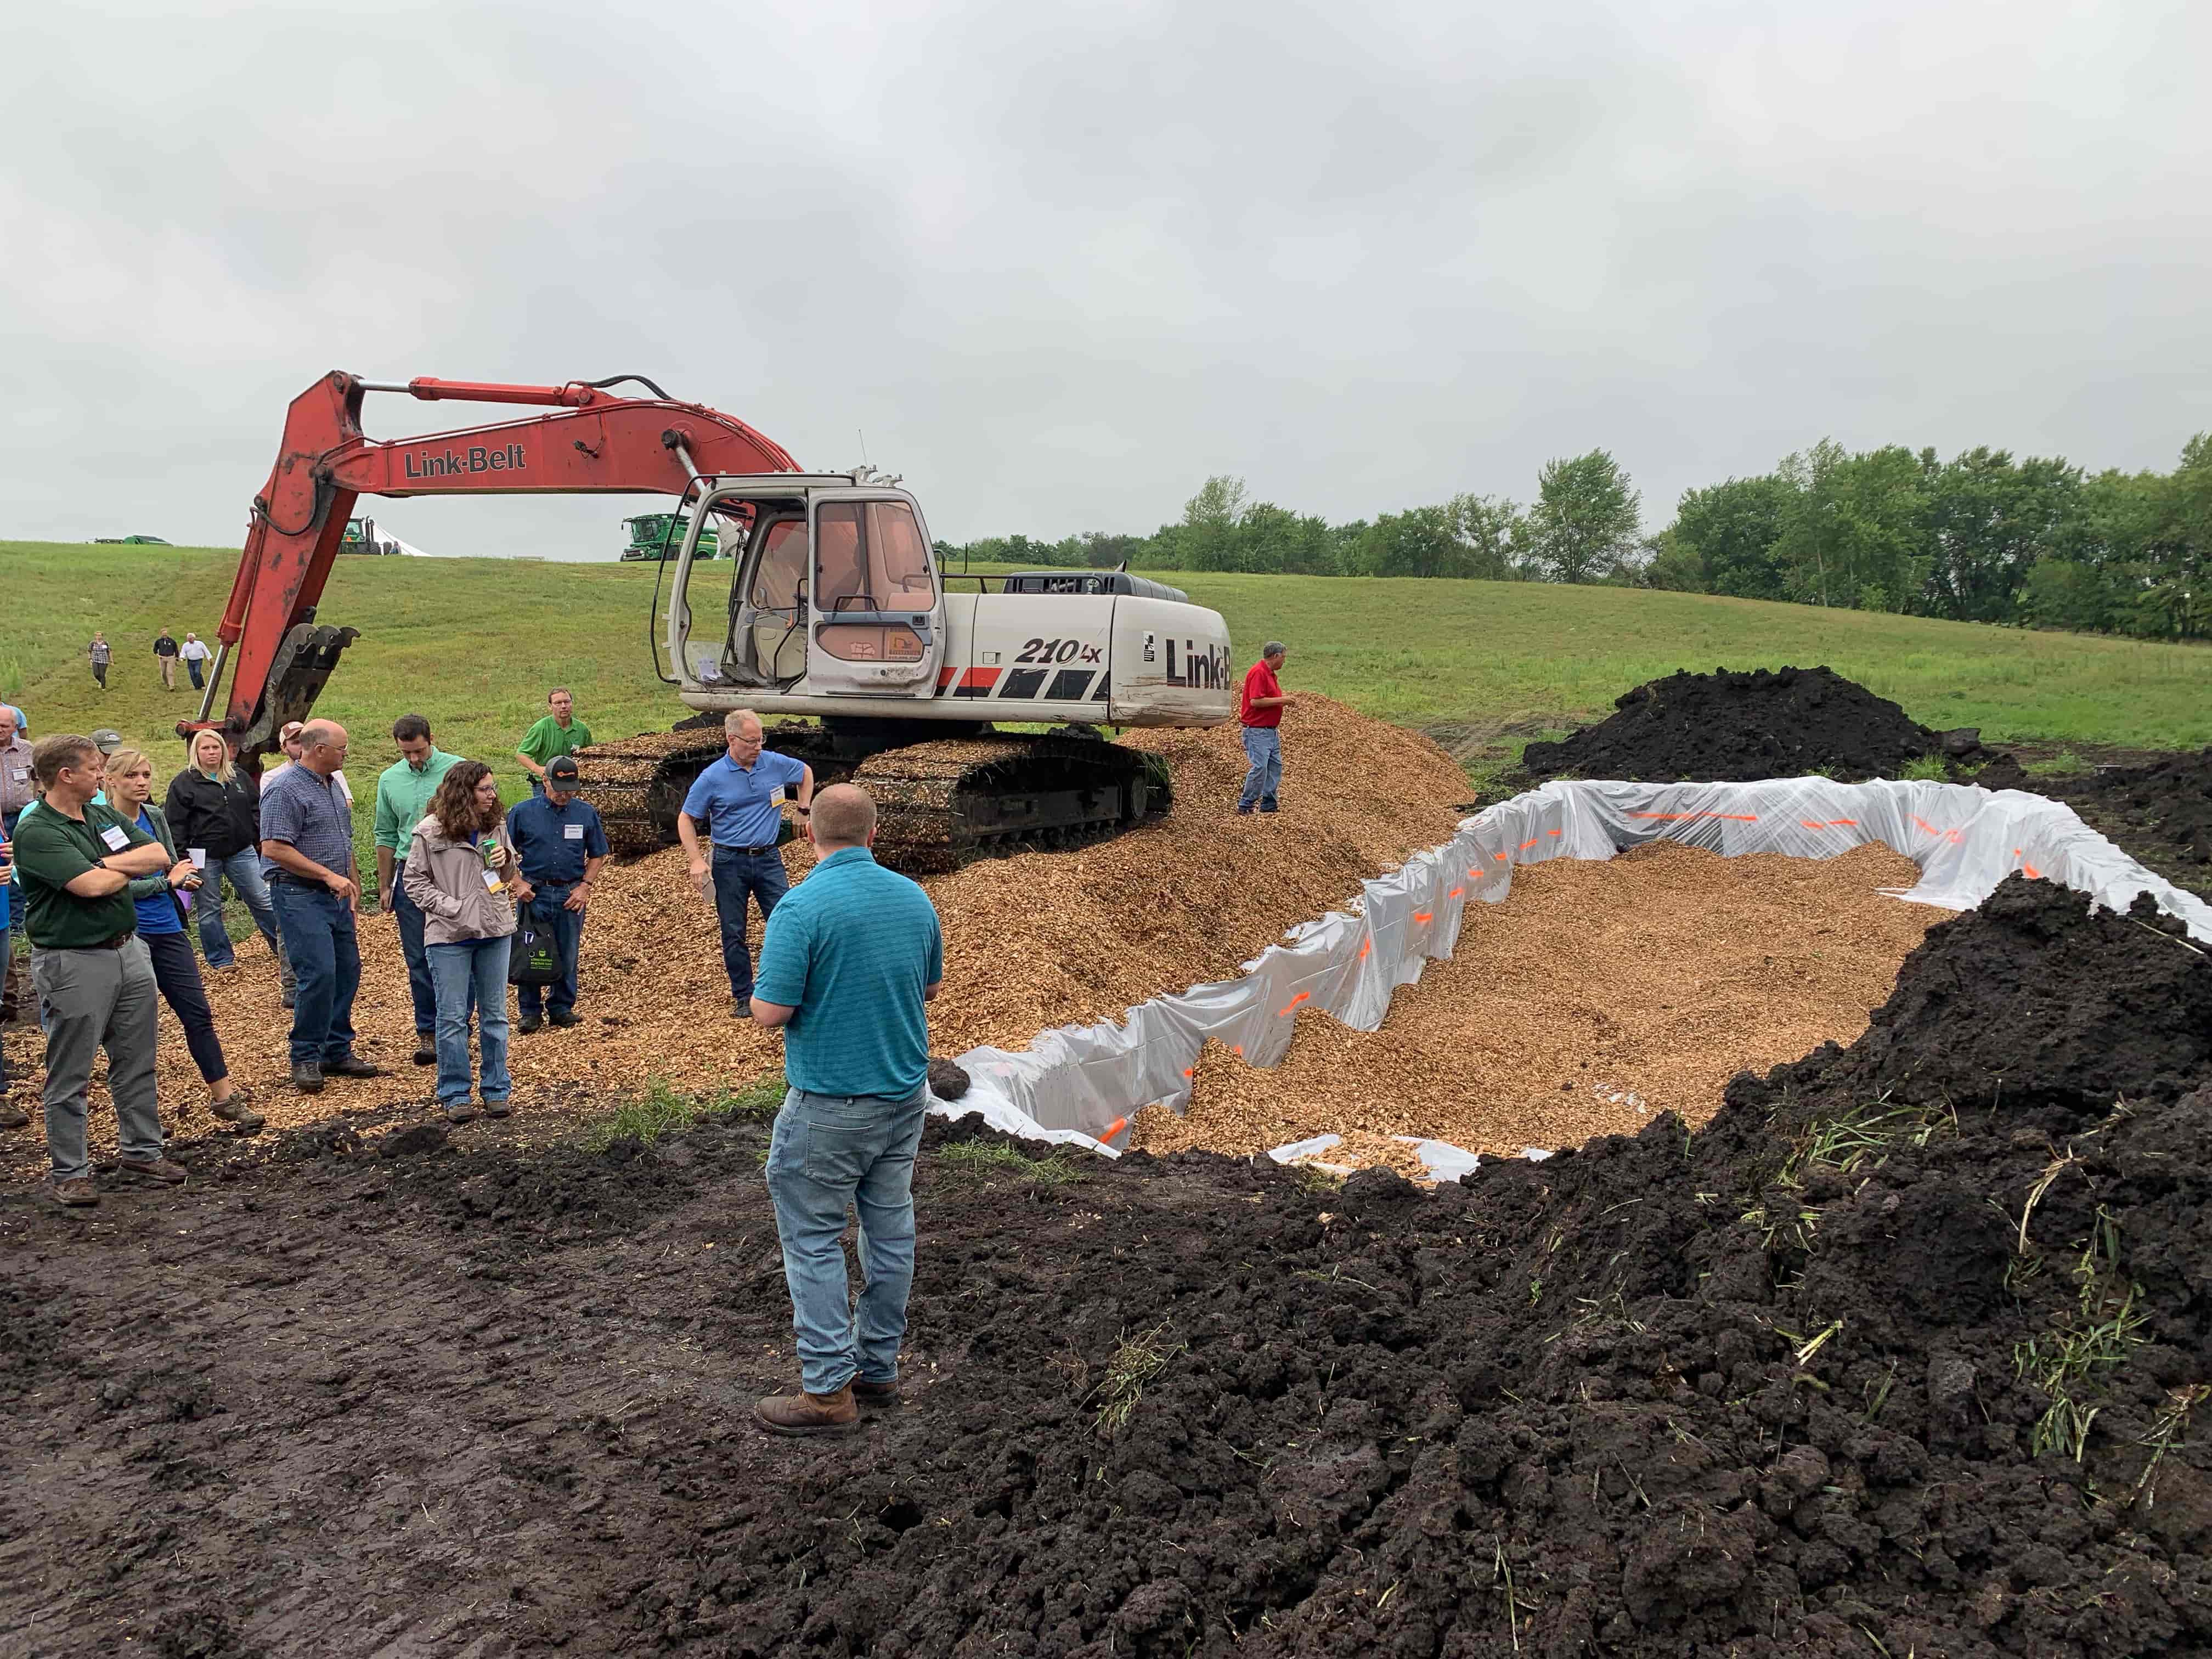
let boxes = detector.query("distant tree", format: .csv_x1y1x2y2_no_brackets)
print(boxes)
1773,440,1928,610
1920,448,2086,623
1637,527,1707,592
1530,451,1641,584
1180,476,1250,570
1447,493,1528,579
1672,475,1791,600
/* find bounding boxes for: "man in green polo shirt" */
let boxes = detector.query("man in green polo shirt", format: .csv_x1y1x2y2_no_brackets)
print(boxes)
372,712,464,1065
749,783,944,1436
14,733,189,1205
516,687,591,796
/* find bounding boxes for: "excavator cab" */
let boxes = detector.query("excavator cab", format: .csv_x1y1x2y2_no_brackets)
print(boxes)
674,478,944,702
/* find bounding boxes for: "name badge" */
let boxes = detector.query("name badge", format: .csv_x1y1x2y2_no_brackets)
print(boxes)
482,868,503,891
770,786,786,805
100,824,131,851
9,768,24,782
563,822,585,840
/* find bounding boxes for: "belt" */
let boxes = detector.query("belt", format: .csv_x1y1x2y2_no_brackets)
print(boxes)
47,930,138,952
714,843,781,858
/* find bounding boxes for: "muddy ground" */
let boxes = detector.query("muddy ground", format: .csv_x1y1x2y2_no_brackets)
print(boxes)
5,877,2210,1658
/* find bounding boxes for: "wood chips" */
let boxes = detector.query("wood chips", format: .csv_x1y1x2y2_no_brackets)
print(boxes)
1132,840,1947,1168
3,694,1475,1177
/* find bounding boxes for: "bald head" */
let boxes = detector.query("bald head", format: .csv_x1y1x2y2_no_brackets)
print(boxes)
0,707,16,743
809,783,876,851
298,719,350,775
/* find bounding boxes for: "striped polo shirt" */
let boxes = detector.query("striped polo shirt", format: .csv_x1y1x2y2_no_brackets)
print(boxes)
753,846,943,1097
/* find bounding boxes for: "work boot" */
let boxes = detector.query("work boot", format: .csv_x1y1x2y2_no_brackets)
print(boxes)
281,989,296,1010
1235,803,1255,816
324,1054,388,1080
755,1383,860,1437
49,1177,99,1208
115,1155,189,1186
0,1097,29,1131
516,1012,542,1036
411,1039,437,1066
482,1098,511,1119
548,1008,580,1028
731,998,753,1020
444,1103,478,1126
291,1062,325,1094
851,1378,902,1410
1259,798,1279,814
211,1092,266,1132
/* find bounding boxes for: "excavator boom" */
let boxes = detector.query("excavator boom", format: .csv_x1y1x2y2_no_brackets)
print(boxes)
186,370,798,754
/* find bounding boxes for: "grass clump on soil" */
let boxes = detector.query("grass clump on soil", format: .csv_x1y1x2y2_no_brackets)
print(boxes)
580,1074,784,1149
936,1139,1086,1187
2013,1205,2149,1462
1090,1322,1184,1436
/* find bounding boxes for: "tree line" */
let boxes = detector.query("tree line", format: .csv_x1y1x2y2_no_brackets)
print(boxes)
937,435,2212,640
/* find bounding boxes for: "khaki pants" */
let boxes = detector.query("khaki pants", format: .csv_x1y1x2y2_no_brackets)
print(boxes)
35,939,162,1182
159,657,176,689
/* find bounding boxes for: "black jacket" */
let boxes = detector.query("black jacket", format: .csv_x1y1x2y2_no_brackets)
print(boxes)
162,768,262,861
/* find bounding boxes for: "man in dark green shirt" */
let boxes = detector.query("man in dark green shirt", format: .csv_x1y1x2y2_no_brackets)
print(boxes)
515,687,592,797
13,733,189,1205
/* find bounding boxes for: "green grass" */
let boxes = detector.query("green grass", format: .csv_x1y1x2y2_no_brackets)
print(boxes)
580,1073,784,1149
935,1138,1086,1186
10,539,2212,893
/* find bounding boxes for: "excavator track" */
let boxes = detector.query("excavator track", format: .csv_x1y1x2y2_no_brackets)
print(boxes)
572,724,1169,876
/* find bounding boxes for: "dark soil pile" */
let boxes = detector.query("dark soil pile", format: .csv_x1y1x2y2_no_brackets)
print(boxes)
1523,664,1967,782
5,882,2210,1657
2074,748,2212,869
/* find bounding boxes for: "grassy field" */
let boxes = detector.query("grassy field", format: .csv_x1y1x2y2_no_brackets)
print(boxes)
10,538,2211,890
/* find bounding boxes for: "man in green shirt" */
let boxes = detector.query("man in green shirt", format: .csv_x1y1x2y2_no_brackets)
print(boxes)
516,687,591,797
14,733,188,1205
372,712,464,1064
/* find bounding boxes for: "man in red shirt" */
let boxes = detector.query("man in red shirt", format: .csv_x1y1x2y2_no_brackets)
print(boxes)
1236,641,1289,815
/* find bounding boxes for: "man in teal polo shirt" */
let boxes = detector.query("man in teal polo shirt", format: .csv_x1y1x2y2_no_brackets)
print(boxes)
371,713,463,1064
749,783,943,1436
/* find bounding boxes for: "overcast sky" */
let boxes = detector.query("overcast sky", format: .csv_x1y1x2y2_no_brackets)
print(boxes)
4,0,2208,561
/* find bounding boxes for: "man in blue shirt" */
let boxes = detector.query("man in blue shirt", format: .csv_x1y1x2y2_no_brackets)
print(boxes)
749,783,943,1436
260,720,387,1094
675,709,814,1017
506,754,610,1034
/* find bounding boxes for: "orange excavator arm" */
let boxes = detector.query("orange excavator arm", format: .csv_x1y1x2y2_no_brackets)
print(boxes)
183,370,800,755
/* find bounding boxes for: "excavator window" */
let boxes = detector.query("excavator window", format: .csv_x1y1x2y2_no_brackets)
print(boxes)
813,500,934,664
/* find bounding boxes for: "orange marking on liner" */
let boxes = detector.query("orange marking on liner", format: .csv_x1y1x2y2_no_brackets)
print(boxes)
1448,886,1464,899
1517,838,1538,851
1801,820,1827,830
1358,939,1372,960
1277,991,1311,1018
1232,1044,1244,1057
2023,861,2042,879
1100,1117,1127,1141
1826,819,1858,827
1545,828,1562,837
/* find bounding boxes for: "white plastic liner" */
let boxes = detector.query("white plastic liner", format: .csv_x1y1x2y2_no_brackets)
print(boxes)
930,778,2212,1167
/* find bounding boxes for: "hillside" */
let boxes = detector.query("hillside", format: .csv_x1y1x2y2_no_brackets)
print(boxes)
10,540,2211,816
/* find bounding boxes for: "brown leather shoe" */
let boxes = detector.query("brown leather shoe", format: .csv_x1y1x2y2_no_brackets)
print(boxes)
755,1384,860,1436
211,1092,266,1132
0,1098,29,1131
851,1378,902,1409
115,1156,189,1186
49,1177,99,1207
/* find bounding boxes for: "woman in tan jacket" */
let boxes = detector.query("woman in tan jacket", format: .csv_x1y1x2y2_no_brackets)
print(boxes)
401,760,518,1123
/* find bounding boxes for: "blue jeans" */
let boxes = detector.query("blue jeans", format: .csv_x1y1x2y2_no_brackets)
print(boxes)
269,882,360,1065
515,890,584,1017
1238,725,1283,809
197,850,282,969
388,884,442,1037
712,848,788,1000
428,936,512,1109
764,1085,931,1395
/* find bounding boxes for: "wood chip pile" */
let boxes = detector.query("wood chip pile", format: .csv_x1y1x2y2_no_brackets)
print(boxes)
3,695,1474,1177
1131,840,1946,1167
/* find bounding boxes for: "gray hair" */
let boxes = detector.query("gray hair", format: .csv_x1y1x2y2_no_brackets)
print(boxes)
298,720,343,755
1262,640,1286,660
724,708,763,736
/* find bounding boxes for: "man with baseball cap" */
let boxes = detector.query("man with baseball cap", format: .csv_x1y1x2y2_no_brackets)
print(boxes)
504,753,610,1033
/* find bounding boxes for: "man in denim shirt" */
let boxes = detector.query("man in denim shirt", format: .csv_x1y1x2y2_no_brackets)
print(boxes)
749,783,943,1435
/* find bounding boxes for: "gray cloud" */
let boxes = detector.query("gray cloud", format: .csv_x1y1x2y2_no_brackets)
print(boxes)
3,0,2207,562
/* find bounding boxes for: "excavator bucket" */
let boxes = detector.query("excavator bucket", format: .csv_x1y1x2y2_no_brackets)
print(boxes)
236,621,361,755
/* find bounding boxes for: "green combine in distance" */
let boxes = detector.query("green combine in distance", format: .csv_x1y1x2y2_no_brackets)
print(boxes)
621,512,720,562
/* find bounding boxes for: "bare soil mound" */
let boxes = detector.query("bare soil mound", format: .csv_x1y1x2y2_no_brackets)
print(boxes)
2073,748,2212,869
9,873,2210,1656
1522,664,1953,782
